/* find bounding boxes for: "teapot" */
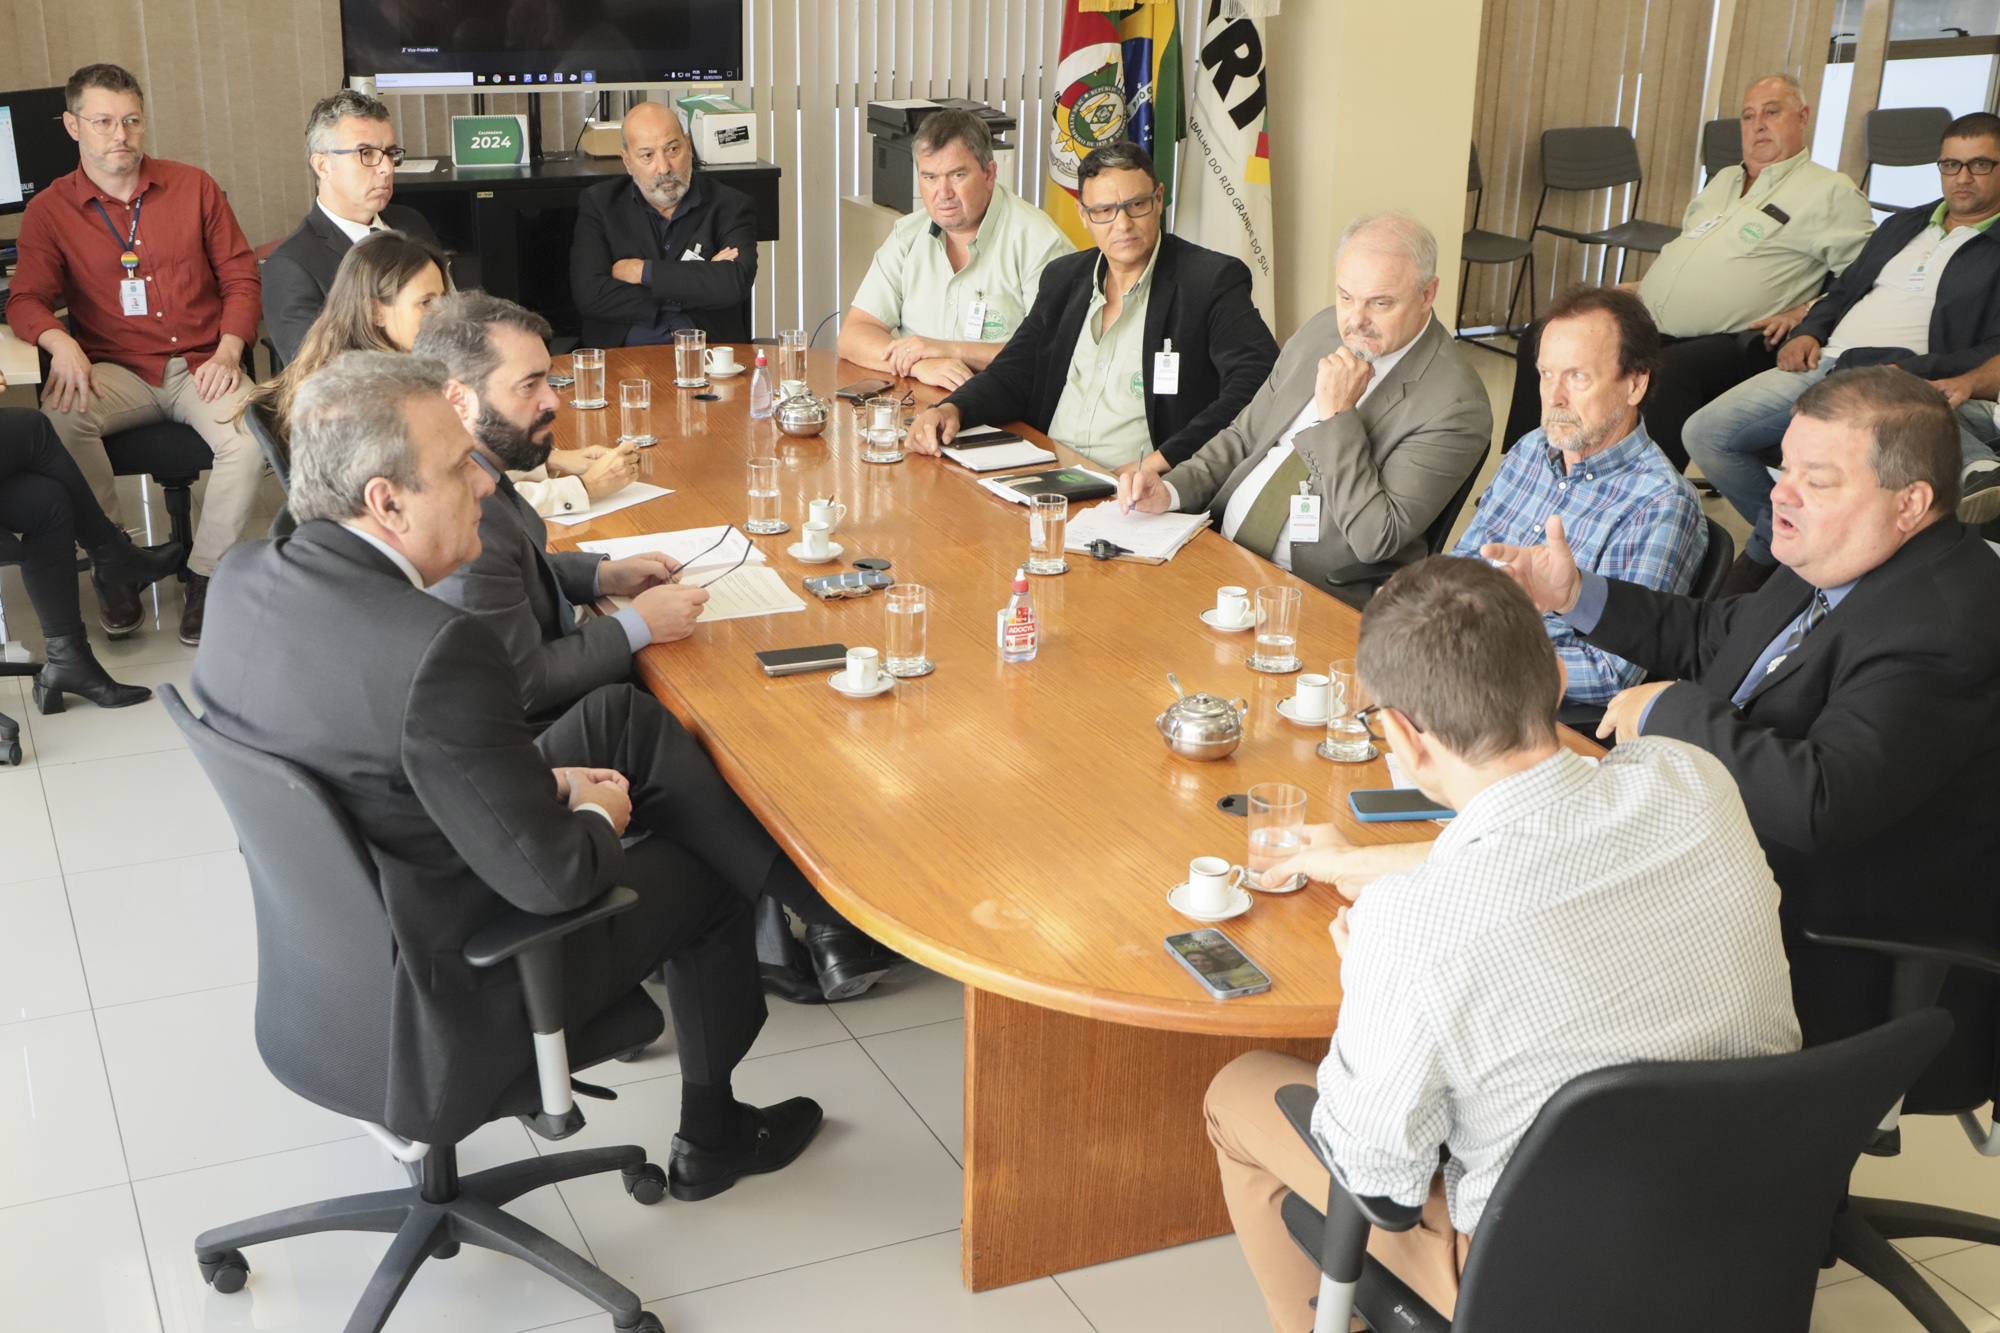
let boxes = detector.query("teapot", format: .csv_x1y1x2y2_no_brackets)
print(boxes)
774,386,831,437
1155,673,1248,761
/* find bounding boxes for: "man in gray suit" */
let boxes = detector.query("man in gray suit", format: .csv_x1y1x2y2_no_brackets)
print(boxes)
1117,214,1491,604
421,293,900,1005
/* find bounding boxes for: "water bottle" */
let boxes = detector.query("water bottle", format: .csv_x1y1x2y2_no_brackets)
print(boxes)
749,348,774,419
997,568,1038,663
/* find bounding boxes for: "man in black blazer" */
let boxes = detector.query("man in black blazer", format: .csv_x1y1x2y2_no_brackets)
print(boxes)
570,101,758,348
907,142,1278,472
191,351,822,1195
1486,366,2000,1047
261,89,439,366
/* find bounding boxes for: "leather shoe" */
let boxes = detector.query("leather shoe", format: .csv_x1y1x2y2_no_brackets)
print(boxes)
668,1096,824,1201
178,573,209,646
760,935,829,1005
87,533,183,590
91,570,143,638
1717,552,1778,599
803,921,902,1001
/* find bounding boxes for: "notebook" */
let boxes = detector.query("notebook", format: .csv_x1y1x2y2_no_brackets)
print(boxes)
1063,503,1210,563
941,439,1059,472
977,467,1119,504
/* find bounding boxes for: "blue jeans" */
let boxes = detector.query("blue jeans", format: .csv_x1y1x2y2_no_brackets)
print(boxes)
1685,366,2000,562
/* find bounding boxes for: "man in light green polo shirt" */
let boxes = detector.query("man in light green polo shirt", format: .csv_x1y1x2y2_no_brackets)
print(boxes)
838,108,1072,391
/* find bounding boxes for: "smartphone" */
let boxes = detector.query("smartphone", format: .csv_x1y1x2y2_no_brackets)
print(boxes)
1349,789,1456,822
754,643,848,677
836,378,894,401
1165,929,1274,999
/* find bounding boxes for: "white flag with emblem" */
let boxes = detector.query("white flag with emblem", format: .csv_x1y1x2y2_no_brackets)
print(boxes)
1175,0,1276,323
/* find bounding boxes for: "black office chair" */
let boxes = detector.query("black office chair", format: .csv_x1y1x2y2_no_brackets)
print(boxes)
1863,107,1953,213
241,400,297,538
101,422,209,584
1530,127,1683,284
1274,1008,1952,1333
1324,446,1491,608
1805,924,2000,1333
157,684,673,1333
1702,116,1745,183
1459,143,1537,355
0,532,30,766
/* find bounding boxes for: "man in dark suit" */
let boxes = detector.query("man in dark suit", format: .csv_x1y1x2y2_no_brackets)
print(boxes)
570,101,758,348
261,89,439,366
190,351,821,1195
1486,365,2000,1047
906,142,1279,473
416,292,899,1005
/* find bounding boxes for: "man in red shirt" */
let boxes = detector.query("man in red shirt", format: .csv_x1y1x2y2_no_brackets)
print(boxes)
7,64,264,645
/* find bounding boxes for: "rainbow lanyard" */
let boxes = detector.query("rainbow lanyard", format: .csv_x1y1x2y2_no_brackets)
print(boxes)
92,193,144,277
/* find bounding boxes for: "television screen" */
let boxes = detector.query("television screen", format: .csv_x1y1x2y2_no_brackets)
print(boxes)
0,87,74,216
341,0,743,90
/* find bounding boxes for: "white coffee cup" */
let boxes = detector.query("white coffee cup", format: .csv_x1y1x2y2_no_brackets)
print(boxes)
1216,586,1251,626
705,346,741,374
845,647,880,690
1187,855,1245,915
809,498,847,531
779,378,809,399
1293,673,1331,721
804,520,832,559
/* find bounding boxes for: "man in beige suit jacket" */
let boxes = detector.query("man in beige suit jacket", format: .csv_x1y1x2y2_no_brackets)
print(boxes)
1118,214,1491,604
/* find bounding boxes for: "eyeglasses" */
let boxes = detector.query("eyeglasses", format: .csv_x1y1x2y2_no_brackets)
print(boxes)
1352,704,1424,743
77,115,144,134
1938,157,1999,177
1079,190,1159,225
324,145,408,168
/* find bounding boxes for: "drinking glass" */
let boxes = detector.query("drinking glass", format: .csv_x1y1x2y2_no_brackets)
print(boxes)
1321,658,1379,763
862,396,905,462
1027,494,1068,574
746,456,788,534
674,328,709,387
884,584,933,676
618,379,654,446
1246,783,1308,891
778,327,809,385
571,348,607,409
1250,586,1302,672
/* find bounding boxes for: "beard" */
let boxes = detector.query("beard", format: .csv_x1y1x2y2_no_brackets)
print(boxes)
1340,324,1383,364
1541,407,1619,454
475,401,558,472
639,169,689,211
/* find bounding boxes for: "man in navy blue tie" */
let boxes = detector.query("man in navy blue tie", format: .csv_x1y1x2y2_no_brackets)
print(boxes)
1482,365,2000,1046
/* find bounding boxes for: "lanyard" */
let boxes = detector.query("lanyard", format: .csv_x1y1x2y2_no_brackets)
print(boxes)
92,194,143,276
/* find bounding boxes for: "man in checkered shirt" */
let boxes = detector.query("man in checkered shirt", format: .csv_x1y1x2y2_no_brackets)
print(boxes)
1204,556,1798,1331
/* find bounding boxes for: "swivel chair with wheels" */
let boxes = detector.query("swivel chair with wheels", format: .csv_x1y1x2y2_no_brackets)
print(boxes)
101,421,209,583
159,684,674,1333
1274,1008,1951,1333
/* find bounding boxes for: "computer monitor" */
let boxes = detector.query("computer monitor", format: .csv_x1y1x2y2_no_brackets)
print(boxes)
0,86,73,215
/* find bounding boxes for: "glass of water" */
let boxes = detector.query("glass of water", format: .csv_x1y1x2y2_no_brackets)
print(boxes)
746,456,788,535
884,584,932,676
1250,586,1302,673
571,348,607,409
862,396,904,462
674,329,708,387
1246,783,1308,891
1320,658,1379,763
778,327,809,385
1027,494,1068,574
618,379,654,446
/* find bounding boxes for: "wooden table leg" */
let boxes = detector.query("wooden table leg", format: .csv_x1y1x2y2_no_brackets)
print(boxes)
961,986,1327,1291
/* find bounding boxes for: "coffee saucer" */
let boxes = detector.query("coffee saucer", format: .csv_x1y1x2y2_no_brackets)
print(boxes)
1200,608,1255,632
788,541,844,564
829,671,894,699
1167,882,1253,922
707,365,746,378
1275,698,1328,727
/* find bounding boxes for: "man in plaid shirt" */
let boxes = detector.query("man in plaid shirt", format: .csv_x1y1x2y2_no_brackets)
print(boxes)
1452,286,1707,705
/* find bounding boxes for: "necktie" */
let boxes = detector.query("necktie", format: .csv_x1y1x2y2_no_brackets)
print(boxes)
1764,589,1830,678
1233,449,1312,559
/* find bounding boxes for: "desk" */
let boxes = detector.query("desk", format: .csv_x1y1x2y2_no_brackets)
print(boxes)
547,348,1601,1289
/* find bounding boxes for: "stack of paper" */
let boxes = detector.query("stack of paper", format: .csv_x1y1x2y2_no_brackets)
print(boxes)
941,439,1059,472
1063,502,1210,562
686,565,806,622
544,481,674,526
578,525,767,578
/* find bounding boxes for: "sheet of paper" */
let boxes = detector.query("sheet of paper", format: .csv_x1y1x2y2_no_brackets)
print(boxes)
578,525,767,576
977,469,1118,506
543,481,674,527
394,158,440,174
941,440,1058,472
1063,502,1209,561
0,325,40,386
689,564,806,622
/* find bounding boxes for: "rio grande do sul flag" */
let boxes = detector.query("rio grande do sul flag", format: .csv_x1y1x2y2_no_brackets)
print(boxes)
1042,1,1183,252
1176,0,1276,321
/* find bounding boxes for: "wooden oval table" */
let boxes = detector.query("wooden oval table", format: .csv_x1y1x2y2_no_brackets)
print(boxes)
549,347,1599,1291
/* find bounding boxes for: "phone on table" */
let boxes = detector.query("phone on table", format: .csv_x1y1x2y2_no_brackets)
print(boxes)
753,643,848,677
1349,789,1456,822
836,378,894,401
1165,929,1274,998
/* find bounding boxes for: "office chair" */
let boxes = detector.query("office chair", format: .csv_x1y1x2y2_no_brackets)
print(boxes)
0,532,29,766
1275,1008,1952,1333
1863,107,1953,213
1805,924,2000,1333
1323,445,1490,608
158,684,674,1333
1530,127,1682,284
100,422,208,587
1702,117,1745,183
241,400,297,538
1458,143,1537,356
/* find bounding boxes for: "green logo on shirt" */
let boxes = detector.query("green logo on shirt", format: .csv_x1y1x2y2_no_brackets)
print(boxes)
1738,219,1768,244
1129,371,1145,398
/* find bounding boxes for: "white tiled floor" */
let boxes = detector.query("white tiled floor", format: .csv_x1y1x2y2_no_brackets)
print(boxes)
6,382,2000,1333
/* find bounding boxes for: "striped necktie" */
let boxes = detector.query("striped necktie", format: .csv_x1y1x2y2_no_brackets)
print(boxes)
1765,589,1830,678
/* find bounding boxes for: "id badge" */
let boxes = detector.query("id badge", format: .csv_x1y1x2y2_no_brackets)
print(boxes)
1288,491,1321,544
120,279,147,316
1153,349,1180,395
679,245,704,262
1684,216,1722,240
962,298,988,340
1904,259,1932,293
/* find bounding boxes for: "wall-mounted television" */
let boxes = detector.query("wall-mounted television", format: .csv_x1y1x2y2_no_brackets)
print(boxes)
340,0,744,93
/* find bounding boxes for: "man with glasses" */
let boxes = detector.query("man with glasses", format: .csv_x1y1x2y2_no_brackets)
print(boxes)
1686,111,2000,594
261,89,440,367
907,142,1277,471
7,63,264,646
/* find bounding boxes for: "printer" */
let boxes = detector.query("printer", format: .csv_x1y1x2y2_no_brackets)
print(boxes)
866,98,1018,214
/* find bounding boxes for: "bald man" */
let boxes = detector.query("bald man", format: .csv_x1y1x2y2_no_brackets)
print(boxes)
570,101,759,347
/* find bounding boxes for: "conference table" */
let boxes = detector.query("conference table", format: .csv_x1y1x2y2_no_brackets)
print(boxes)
546,346,1601,1291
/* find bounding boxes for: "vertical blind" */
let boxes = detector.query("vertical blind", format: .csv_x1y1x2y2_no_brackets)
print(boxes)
1716,0,1840,121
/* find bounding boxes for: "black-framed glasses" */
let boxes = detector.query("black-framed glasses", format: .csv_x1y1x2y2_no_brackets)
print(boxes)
1079,190,1160,225
1938,157,1999,177
324,144,407,168
1352,704,1423,743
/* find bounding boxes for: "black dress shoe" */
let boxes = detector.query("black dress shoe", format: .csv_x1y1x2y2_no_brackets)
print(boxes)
178,573,209,646
33,632,152,713
668,1096,824,1201
1717,552,1779,599
87,533,183,590
91,570,143,638
803,922,902,1001
760,943,830,1005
